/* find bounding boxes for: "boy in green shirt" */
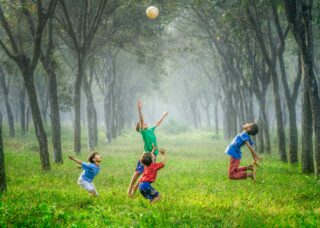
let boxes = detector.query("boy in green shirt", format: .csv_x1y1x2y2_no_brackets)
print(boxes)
127,99,168,197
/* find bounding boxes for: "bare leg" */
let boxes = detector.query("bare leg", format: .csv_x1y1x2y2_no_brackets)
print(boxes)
127,172,140,197
132,183,139,196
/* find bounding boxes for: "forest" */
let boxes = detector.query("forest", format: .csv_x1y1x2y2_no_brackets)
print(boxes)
0,0,320,227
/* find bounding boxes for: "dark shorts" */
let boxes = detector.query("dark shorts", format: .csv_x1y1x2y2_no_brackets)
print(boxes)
139,182,159,201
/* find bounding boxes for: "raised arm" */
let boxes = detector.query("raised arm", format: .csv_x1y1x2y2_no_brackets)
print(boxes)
155,111,168,127
159,148,167,165
68,155,82,165
245,142,261,162
137,100,144,129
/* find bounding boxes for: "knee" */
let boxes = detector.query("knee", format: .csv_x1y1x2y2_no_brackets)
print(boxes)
228,172,236,180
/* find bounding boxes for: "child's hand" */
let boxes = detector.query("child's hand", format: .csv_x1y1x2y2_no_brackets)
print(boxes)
159,148,166,155
152,144,157,151
163,111,168,117
68,155,75,160
137,100,143,109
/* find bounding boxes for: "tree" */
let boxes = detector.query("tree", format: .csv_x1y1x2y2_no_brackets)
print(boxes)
246,1,287,162
0,0,57,170
0,113,6,192
0,66,15,137
284,0,320,174
39,18,63,163
56,0,108,153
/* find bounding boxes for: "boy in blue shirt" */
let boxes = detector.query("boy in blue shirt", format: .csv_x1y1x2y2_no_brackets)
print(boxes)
69,152,102,196
225,123,261,181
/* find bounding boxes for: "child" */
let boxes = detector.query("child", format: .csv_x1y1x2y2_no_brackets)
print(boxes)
127,99,168,197
225,123,261,181
69,152,102,196
135,146,167,203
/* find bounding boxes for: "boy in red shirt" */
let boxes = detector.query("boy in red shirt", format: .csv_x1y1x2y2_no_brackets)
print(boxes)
134,146,166,203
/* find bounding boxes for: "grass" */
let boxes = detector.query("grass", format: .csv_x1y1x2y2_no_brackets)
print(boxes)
1,128,320,227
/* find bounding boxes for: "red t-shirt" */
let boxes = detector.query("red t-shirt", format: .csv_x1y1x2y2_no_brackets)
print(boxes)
140,162,165,183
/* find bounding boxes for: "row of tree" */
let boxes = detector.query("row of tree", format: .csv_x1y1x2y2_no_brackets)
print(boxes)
0,0,320,178
170,0,319,174
0,0,171,173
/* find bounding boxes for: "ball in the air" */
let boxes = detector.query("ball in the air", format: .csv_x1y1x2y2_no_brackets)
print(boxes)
146,6,159,19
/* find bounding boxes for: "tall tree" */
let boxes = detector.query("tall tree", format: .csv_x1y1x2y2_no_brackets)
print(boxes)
0,66,15,137
0,0,57,170
56,0,108,153
247,2,287,162
284,0,320,174
272,4,301,163
301,71,314,173
40,18,63,163
0,113,6,192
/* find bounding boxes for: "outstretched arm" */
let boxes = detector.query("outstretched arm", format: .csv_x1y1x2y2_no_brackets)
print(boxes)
159,148,167,165
68,155,82,165
245,142,261,162
155,112,168,127
137,100,144,129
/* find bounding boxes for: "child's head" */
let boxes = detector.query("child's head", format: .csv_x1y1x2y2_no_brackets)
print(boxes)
88,152,102,164
136,121,148,132
243,123,259,136
140,152,153,166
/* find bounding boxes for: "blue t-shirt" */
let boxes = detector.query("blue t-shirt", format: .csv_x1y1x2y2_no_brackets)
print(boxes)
225,131,254,159
80,162,100,183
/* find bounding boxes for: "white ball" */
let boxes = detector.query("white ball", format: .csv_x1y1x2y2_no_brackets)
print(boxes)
146,6,159,19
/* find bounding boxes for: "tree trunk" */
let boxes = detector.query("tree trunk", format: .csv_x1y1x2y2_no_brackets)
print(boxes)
22,68,50,171
278,47,301,163
214,100,219,136
19,87,26,135
74,54,85,153
83,77,98,150
4,99,15,138
26,106,30,133
0,113,6,192
0,68,15,137
287,101,298,163
48,71,63,164
39,17,63,164
301,47,320,175
300,3,320,175
271,69,287,162
301,78,314,173
284,0,320,174
257,112,265,153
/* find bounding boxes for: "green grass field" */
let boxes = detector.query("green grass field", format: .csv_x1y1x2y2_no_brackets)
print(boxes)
1,129,320,227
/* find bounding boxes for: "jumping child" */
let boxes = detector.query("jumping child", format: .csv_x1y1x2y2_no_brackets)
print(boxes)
225,123,261,181
69,152,102,196
135,145,167,203
127,99,168,197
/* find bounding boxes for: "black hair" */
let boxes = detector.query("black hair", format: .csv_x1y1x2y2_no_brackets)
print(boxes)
140,153,153,166
88,152,99,163
247,123,259,136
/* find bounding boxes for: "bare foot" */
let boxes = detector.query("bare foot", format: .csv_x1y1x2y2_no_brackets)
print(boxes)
252,160,260,167
150,195,161,204
248,172,256,183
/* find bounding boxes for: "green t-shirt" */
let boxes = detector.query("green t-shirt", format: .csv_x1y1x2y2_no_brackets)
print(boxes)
141,126,158,156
